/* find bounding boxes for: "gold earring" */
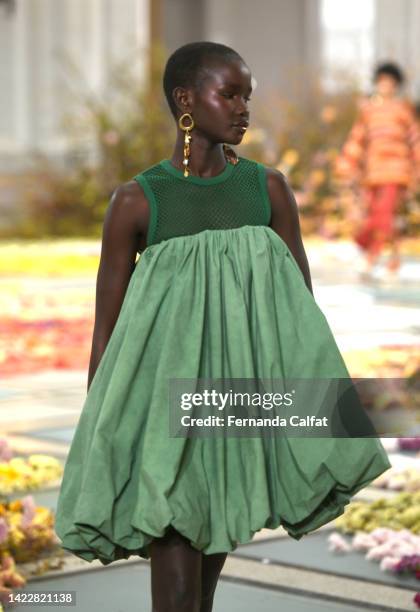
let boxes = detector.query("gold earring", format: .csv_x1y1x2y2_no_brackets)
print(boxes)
223,143,239,165
178,112,194,177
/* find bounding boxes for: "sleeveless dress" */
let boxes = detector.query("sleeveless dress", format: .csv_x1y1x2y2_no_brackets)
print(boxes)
54,156,391,566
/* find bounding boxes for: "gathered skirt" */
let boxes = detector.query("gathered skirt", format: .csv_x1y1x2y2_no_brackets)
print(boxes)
54,225,391,565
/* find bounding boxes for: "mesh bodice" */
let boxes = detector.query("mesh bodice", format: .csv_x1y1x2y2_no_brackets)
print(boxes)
133,156,272,247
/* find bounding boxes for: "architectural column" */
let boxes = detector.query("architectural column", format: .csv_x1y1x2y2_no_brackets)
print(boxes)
91,0,110,93
14,0,30,151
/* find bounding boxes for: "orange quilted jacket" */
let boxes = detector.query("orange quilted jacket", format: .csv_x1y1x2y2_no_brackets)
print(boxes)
336,95,420,187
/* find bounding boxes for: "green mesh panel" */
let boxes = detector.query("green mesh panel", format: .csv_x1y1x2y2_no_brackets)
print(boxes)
133,156,272,247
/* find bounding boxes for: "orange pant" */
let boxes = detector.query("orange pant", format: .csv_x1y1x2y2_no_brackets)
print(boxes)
354,183,404,257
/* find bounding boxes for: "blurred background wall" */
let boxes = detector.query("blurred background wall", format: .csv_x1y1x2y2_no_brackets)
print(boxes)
2,0,420,170
1,0,420,226
0,0,322,171
0,0,149,171
375,0,420,79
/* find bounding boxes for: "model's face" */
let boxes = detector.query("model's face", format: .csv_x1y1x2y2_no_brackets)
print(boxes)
176,59,252,144
375,74,399,98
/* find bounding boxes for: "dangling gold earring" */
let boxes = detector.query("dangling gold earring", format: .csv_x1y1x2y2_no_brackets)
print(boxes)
223,143,239,165
178,112,194,177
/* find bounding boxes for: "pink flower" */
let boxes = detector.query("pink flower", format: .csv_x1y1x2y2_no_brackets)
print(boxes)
0,517,9,544
20,495,37,529
399,437,420,451
367,543,395,561
370,528,394,544
352,532,376,550
102,130,120,146
327,532,351,553
398,529,418,542
312,151,328,166
380,556,400,571
0,438,13,462
391,542,418,557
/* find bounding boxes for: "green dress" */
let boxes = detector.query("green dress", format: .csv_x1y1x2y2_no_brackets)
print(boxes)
54,156,391,565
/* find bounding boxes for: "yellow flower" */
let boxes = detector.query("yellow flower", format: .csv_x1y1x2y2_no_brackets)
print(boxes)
10,528,25,546
320,197,337,211
8,500,22,513
308,169,326,187
28,455,61,469
0,455,63,495
31,507,52,527
281,149,299,167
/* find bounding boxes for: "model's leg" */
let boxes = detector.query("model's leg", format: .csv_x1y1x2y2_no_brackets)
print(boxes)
385,185,405,274
387,241,400,272
356,184,402,278
149,526,202,612
370,183,400,258
355,186,379,276
200,552,228,612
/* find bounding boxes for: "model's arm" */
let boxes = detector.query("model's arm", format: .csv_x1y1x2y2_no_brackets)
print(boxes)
405,100,420,188
87,180,148,391
334,100,368,183
266,168,313,296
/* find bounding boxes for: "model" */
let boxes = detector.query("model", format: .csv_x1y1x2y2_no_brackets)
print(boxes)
336,61,420,281
55,42,391,612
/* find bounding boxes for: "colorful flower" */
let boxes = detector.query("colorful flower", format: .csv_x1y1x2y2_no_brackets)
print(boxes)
102,130,120,146
281,148,300,167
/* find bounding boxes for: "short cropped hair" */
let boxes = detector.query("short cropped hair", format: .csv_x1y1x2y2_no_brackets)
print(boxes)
373,61,405,86
163,41,245,119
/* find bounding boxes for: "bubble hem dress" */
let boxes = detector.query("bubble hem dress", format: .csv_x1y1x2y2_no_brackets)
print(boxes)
54,158,391,566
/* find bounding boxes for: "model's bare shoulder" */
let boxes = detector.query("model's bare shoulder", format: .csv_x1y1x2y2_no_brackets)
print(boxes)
263,166,295,218
110,179,150,238
265,165,287,186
